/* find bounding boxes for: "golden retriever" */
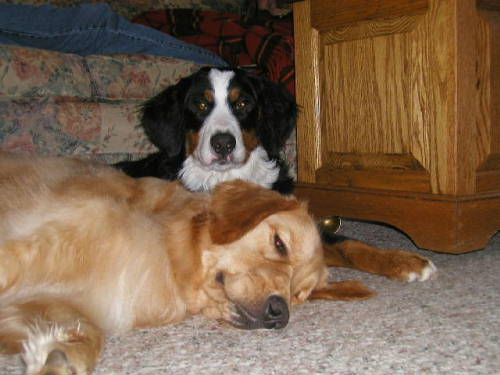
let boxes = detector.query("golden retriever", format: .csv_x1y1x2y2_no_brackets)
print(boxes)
0,152,436,375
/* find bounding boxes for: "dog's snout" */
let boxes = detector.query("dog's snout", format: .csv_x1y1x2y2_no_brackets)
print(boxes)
210,132,236,157
263,295,289,329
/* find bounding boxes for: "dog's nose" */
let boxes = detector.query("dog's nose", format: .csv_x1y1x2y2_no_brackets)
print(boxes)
210,132,236,157
263,295,289,329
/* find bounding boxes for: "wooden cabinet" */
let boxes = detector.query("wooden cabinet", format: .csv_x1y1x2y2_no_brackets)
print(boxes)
293,0,500,253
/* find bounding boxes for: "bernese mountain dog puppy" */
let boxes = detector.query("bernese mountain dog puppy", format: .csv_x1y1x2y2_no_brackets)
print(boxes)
115,67,297,194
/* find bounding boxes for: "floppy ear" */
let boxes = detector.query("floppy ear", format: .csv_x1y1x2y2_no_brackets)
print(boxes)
247,75,298,158
209,180,300,245
309,280,376,301
141,75,193,157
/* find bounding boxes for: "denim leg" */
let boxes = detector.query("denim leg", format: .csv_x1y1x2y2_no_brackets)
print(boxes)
0,3,227,66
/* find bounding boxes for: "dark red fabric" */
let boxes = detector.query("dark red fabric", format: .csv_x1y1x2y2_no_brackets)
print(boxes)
133,9,295,95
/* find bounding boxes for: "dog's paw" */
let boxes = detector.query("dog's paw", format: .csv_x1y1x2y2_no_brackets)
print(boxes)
37,349,81,375
405,260,437,282
381,250,437,282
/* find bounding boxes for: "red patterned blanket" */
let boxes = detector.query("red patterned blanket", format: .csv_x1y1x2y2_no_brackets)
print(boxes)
133,9,295,94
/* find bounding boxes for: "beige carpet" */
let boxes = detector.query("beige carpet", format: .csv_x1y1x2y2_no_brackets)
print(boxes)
1,221,499,375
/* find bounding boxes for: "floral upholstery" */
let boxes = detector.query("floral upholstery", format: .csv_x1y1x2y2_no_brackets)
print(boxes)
0,0,215,163
0,45,203,163
0,0,297,178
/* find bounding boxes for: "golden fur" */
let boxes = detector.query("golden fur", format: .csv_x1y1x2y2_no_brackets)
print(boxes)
0,152,436,375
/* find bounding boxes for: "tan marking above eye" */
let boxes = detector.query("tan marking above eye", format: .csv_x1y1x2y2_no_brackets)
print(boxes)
229,88,240,102
204,89,214,103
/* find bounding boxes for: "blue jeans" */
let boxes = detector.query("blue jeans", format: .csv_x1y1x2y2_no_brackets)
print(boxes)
0,3,227,66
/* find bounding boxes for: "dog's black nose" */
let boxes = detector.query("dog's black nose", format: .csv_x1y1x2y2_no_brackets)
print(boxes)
210,132,236,157
263,295,289,329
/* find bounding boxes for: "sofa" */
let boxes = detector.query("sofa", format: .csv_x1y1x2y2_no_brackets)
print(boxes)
0,0,303,173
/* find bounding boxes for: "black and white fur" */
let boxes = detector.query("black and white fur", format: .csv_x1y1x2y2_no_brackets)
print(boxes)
116,67,297,194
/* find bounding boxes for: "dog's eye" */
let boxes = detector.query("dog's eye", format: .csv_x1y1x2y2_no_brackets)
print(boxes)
235,100,247,111
215,271,225,285
274,234,287,256
198,101,209,111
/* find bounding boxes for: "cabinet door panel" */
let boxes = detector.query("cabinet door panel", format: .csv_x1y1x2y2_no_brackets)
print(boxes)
293,0,500,252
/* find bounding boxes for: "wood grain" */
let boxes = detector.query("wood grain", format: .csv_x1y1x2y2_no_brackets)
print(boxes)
310,0,429,31
316,153,431,192
321,15,423,44
476,3,500,192
316,167,431,192
322,30,413,155
478,0,500,12
455,0,489,194
408,0,457,194
294,0,322,183
293,0,500,251
295,183,500,253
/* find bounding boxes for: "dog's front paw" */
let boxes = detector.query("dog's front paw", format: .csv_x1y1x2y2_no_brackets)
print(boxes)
382,250,437,282
405,259,437,282
36,350,70,375
36,349,85,375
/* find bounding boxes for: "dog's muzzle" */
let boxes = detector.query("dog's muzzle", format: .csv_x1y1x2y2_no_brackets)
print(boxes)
210,132,236,161
234,295,289,330
262,295,289,329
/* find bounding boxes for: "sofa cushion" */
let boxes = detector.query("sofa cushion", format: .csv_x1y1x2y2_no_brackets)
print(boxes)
0,45,92,98
84,54,203,99
0,44,204,161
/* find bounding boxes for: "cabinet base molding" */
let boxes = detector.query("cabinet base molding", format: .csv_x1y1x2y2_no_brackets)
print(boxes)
295,183,500,254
